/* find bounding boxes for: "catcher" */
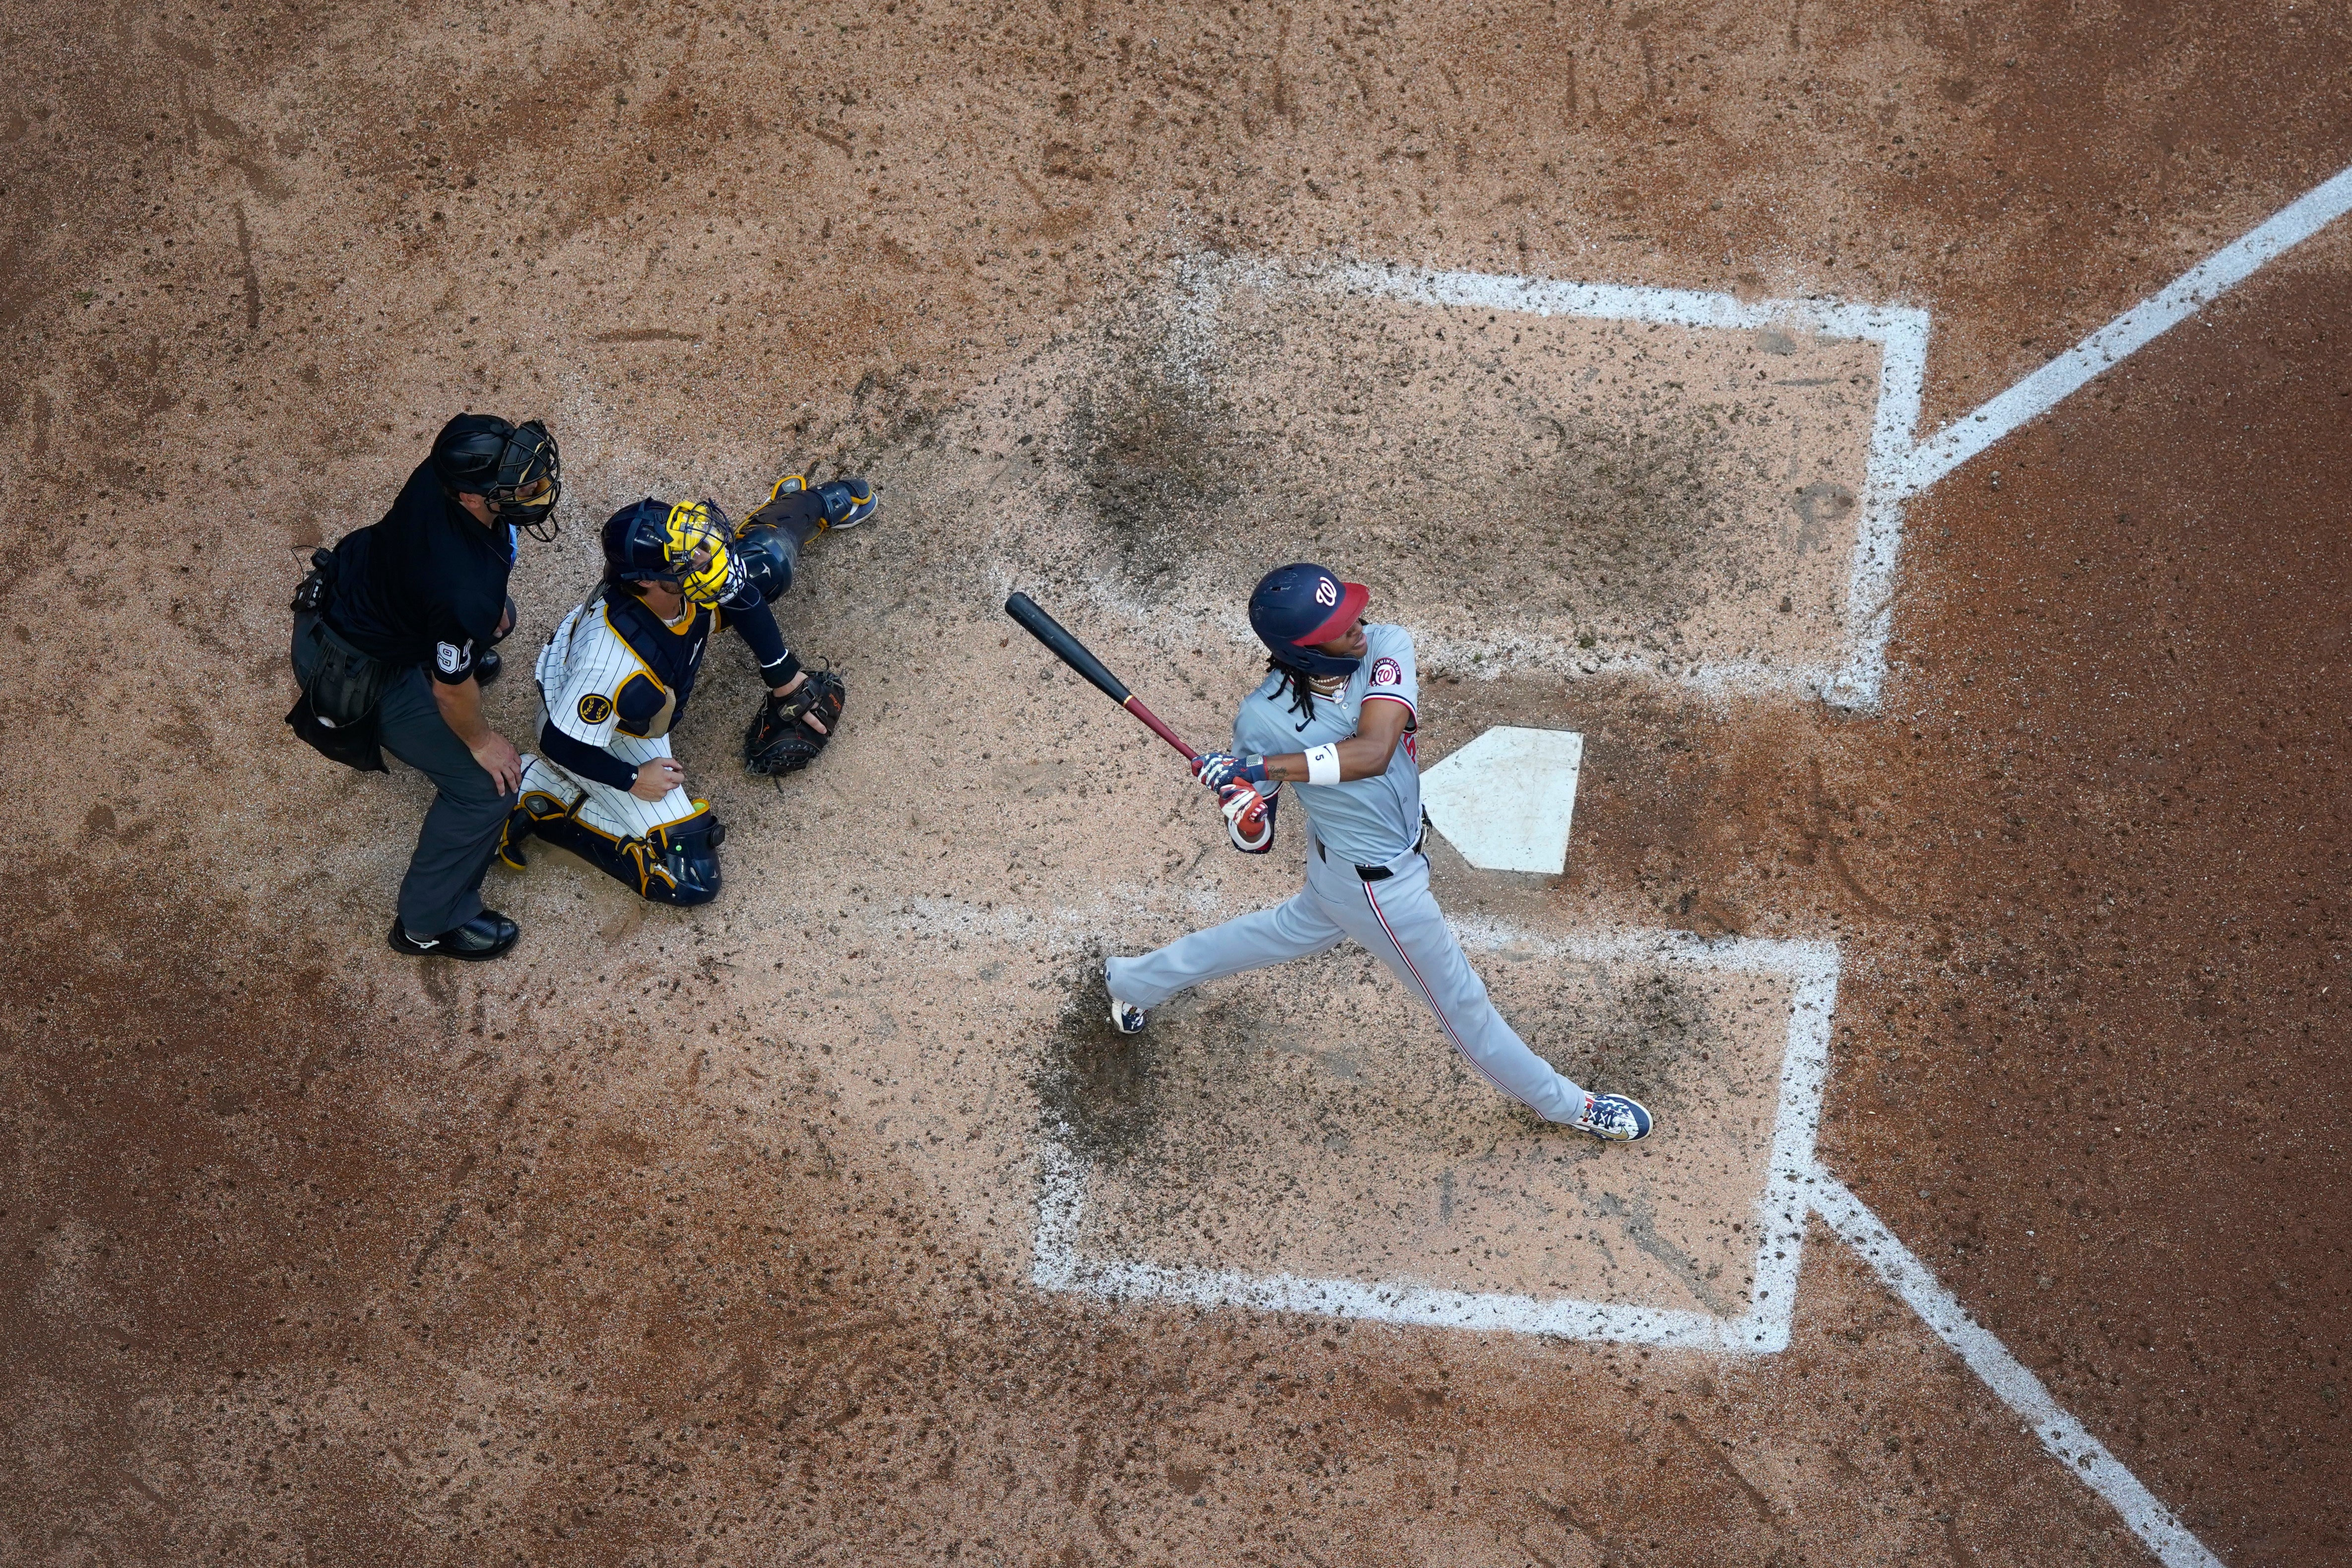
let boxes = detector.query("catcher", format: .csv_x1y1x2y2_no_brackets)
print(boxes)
496,474,872,905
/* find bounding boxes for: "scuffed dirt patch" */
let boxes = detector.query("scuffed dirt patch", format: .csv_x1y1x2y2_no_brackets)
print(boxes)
1504,407,1747,638
1070,357,1244,587
1055,943,1793,1313
1035,954,1169,1166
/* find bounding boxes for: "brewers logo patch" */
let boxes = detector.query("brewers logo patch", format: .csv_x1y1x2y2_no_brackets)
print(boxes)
578,692,616,724
1371,656,1402,686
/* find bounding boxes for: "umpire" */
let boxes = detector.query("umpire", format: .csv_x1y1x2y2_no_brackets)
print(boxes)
289,414,562,960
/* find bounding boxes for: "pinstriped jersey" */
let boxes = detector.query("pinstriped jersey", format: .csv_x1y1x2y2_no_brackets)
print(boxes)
537,588,718,744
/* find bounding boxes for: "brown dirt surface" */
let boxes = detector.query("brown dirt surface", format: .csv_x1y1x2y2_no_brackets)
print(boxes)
4,1,2349,1565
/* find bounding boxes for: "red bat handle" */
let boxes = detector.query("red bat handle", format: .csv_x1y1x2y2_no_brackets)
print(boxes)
1121,696,1200,762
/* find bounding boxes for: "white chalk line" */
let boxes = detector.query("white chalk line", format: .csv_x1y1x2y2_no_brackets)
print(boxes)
1811,1174,2225,1568
1903,160,2352,492
1019,900,2225,1560
1030,924,1837,1356
1170,256,1925,712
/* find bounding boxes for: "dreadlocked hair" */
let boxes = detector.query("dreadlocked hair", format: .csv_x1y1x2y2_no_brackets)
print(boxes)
1270,658,1318,723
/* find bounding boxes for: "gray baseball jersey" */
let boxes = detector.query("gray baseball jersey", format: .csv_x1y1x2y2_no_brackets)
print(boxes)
1233,620,1421,867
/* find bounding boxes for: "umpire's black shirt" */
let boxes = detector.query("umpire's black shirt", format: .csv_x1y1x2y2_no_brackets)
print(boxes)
327,460,516,683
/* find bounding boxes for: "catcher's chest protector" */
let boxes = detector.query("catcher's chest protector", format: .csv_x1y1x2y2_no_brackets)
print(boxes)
599,595,715,739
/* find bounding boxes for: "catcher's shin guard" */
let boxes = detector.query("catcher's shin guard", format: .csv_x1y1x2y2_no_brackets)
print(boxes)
496,786,577,870
735,474,876,599
526,806,727,907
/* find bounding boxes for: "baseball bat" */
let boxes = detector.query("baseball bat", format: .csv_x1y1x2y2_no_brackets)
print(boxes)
1003,591,1201,762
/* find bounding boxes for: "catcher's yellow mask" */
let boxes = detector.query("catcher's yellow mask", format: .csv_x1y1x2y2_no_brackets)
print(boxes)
662,501,743,606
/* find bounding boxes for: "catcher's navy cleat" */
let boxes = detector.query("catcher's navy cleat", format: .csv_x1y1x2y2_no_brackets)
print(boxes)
770,473,878,531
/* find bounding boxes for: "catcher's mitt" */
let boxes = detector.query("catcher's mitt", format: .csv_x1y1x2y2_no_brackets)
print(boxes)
743,669,846,775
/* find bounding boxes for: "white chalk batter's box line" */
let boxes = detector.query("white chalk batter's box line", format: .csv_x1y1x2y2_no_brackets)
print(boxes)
1030,926,1838,1355
1158,256,1931,712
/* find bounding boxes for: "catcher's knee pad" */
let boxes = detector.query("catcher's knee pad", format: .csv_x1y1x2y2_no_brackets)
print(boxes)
532,808,724,907
733,518,801,600
736,475,876,599
632,814,726,907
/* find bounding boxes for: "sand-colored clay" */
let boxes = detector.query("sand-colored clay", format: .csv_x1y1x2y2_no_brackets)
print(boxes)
5,0,2349,1562
1056,948,1794,1315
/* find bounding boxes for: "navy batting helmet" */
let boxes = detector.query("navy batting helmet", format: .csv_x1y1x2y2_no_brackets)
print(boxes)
431,413,564,540
1248,562,1371,679
601,498,744,607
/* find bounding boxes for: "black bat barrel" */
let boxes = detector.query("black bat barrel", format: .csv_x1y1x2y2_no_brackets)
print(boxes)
1004,592,1133,705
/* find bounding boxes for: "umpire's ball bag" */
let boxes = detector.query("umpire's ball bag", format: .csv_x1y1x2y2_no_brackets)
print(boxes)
286,550,390,774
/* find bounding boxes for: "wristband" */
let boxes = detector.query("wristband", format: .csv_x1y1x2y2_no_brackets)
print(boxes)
1305,744,1341,786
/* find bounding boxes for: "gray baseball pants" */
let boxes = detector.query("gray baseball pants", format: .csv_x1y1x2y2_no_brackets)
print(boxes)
1107,840,1591,1123
292,626,517,936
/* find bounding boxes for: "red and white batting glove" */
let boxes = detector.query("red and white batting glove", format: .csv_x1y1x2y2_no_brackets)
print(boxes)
1217,782,1273,852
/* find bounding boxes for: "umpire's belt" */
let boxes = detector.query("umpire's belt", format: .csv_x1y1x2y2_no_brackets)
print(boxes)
1316,828,1427,882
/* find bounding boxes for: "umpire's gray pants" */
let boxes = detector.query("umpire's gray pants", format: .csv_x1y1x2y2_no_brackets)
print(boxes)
1107,840,1591,1123
294,626,517,936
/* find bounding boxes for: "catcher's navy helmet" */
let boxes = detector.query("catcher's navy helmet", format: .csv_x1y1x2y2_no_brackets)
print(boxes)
431,413,563,540
601,498,743,607
1249,562,1370,679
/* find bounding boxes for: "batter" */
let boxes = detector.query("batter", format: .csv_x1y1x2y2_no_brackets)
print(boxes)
1105,562,1654,1141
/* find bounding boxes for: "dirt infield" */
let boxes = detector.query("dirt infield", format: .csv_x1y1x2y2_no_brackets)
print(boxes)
4,1,2349,1565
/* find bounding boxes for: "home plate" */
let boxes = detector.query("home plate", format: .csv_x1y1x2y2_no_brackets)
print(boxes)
1422,726,1584,874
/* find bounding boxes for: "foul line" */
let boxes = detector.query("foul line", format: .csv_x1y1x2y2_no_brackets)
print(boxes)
1811,1175,2225,1568
1903,160,2352,491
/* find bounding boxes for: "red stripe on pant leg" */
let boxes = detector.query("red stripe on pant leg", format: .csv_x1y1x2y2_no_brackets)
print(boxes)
1363,881,1528,1108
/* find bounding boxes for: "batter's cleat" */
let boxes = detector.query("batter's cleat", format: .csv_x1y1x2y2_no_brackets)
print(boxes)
772,473,878,531
1570,1092,1653,1142
388,910,520,961
1106,965,1146,1035
472,646,503,688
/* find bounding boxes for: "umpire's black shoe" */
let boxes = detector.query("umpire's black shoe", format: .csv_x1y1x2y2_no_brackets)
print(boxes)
472,647,503,688
388,910,520,961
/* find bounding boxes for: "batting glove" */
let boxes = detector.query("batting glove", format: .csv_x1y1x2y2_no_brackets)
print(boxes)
1192,751,1268,791
1217,782,1273,852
